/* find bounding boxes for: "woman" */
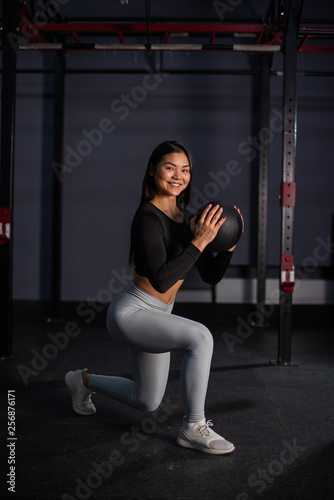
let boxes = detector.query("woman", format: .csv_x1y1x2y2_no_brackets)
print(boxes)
65,140,243,455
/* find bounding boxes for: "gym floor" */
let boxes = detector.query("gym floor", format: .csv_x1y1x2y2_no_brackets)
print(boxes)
1,303,333,500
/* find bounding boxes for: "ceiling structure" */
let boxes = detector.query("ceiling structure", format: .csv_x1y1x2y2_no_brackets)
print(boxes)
2,0,334,55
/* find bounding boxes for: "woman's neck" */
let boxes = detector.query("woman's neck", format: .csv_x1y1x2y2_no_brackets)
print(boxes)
151,196,183,222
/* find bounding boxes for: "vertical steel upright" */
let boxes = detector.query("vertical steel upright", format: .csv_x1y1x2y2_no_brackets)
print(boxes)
278,0,298,364
0,0,19,358
256,53,271,316
50,51,66,319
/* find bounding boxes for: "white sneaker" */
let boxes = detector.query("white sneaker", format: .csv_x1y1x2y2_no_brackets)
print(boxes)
65,369,96,415
177,419,235,455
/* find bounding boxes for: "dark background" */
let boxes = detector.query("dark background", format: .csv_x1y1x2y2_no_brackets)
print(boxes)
0,0,334,302
1,0,333,303
1,3,334,500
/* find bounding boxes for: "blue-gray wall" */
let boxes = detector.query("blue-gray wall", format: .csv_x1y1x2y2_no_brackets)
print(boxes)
1,1,333,301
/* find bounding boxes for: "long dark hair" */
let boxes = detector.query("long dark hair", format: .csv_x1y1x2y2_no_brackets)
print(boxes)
129,140,193,264
139,140,193,207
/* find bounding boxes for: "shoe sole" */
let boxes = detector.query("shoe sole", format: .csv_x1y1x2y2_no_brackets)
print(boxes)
65,371,96,416
177,437,235,455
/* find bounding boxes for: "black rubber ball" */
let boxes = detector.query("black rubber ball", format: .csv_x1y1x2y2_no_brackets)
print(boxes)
196,201,243,252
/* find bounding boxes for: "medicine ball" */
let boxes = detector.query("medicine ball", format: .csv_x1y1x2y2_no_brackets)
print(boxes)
196,201,243,252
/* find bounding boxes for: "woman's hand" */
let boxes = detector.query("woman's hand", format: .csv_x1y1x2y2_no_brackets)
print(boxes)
228,206,244,252
190,204,226,252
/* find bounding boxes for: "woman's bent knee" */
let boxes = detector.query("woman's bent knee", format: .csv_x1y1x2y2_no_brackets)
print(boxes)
187,322,214,353
195,323,213,344
136,397,161,413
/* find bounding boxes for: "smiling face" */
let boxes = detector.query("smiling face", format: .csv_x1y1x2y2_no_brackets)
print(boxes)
152,152,191,199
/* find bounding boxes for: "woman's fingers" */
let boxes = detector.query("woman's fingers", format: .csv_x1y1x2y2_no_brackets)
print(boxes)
234,205,244,233
199,203,213,222
211,205,224,225
201,204,222,225
217,214,227,228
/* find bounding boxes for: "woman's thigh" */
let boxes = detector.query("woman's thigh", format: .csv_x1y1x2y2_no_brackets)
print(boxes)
109,306,213,354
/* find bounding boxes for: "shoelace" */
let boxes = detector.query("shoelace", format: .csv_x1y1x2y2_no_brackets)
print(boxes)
82,392,92,404
198,420,213,437
79,388,94,410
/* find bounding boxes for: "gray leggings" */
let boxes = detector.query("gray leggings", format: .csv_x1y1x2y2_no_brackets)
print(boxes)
88,282,213,423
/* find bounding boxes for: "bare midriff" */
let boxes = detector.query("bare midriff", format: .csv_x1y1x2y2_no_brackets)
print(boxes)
133,271,184,305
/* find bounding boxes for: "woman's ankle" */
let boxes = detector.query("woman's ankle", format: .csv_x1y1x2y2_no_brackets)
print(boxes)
82,372,91,389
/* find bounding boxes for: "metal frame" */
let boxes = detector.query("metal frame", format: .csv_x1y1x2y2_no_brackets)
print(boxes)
0,0,20,359
256,0,277,321
1,1,333,359
0,4,333,53
50,51,66,320
277,0,299,365
256,53,272,317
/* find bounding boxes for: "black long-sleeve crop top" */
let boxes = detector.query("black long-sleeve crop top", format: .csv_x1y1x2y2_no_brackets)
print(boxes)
130,203,233,294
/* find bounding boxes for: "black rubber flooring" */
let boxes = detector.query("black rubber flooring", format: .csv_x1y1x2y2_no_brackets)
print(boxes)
1,303,333,500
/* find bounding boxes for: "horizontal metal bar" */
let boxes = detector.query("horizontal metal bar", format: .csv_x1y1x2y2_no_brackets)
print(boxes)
11,21,334,35
19,43,64,50
15,22,272,33
16,42,334,53
60,17,334,25
298,45,334,53
17,43,200,50
300,24,334,33
2,68,333,77
15,42,283,52
275,70,334,76
233,44,281,51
